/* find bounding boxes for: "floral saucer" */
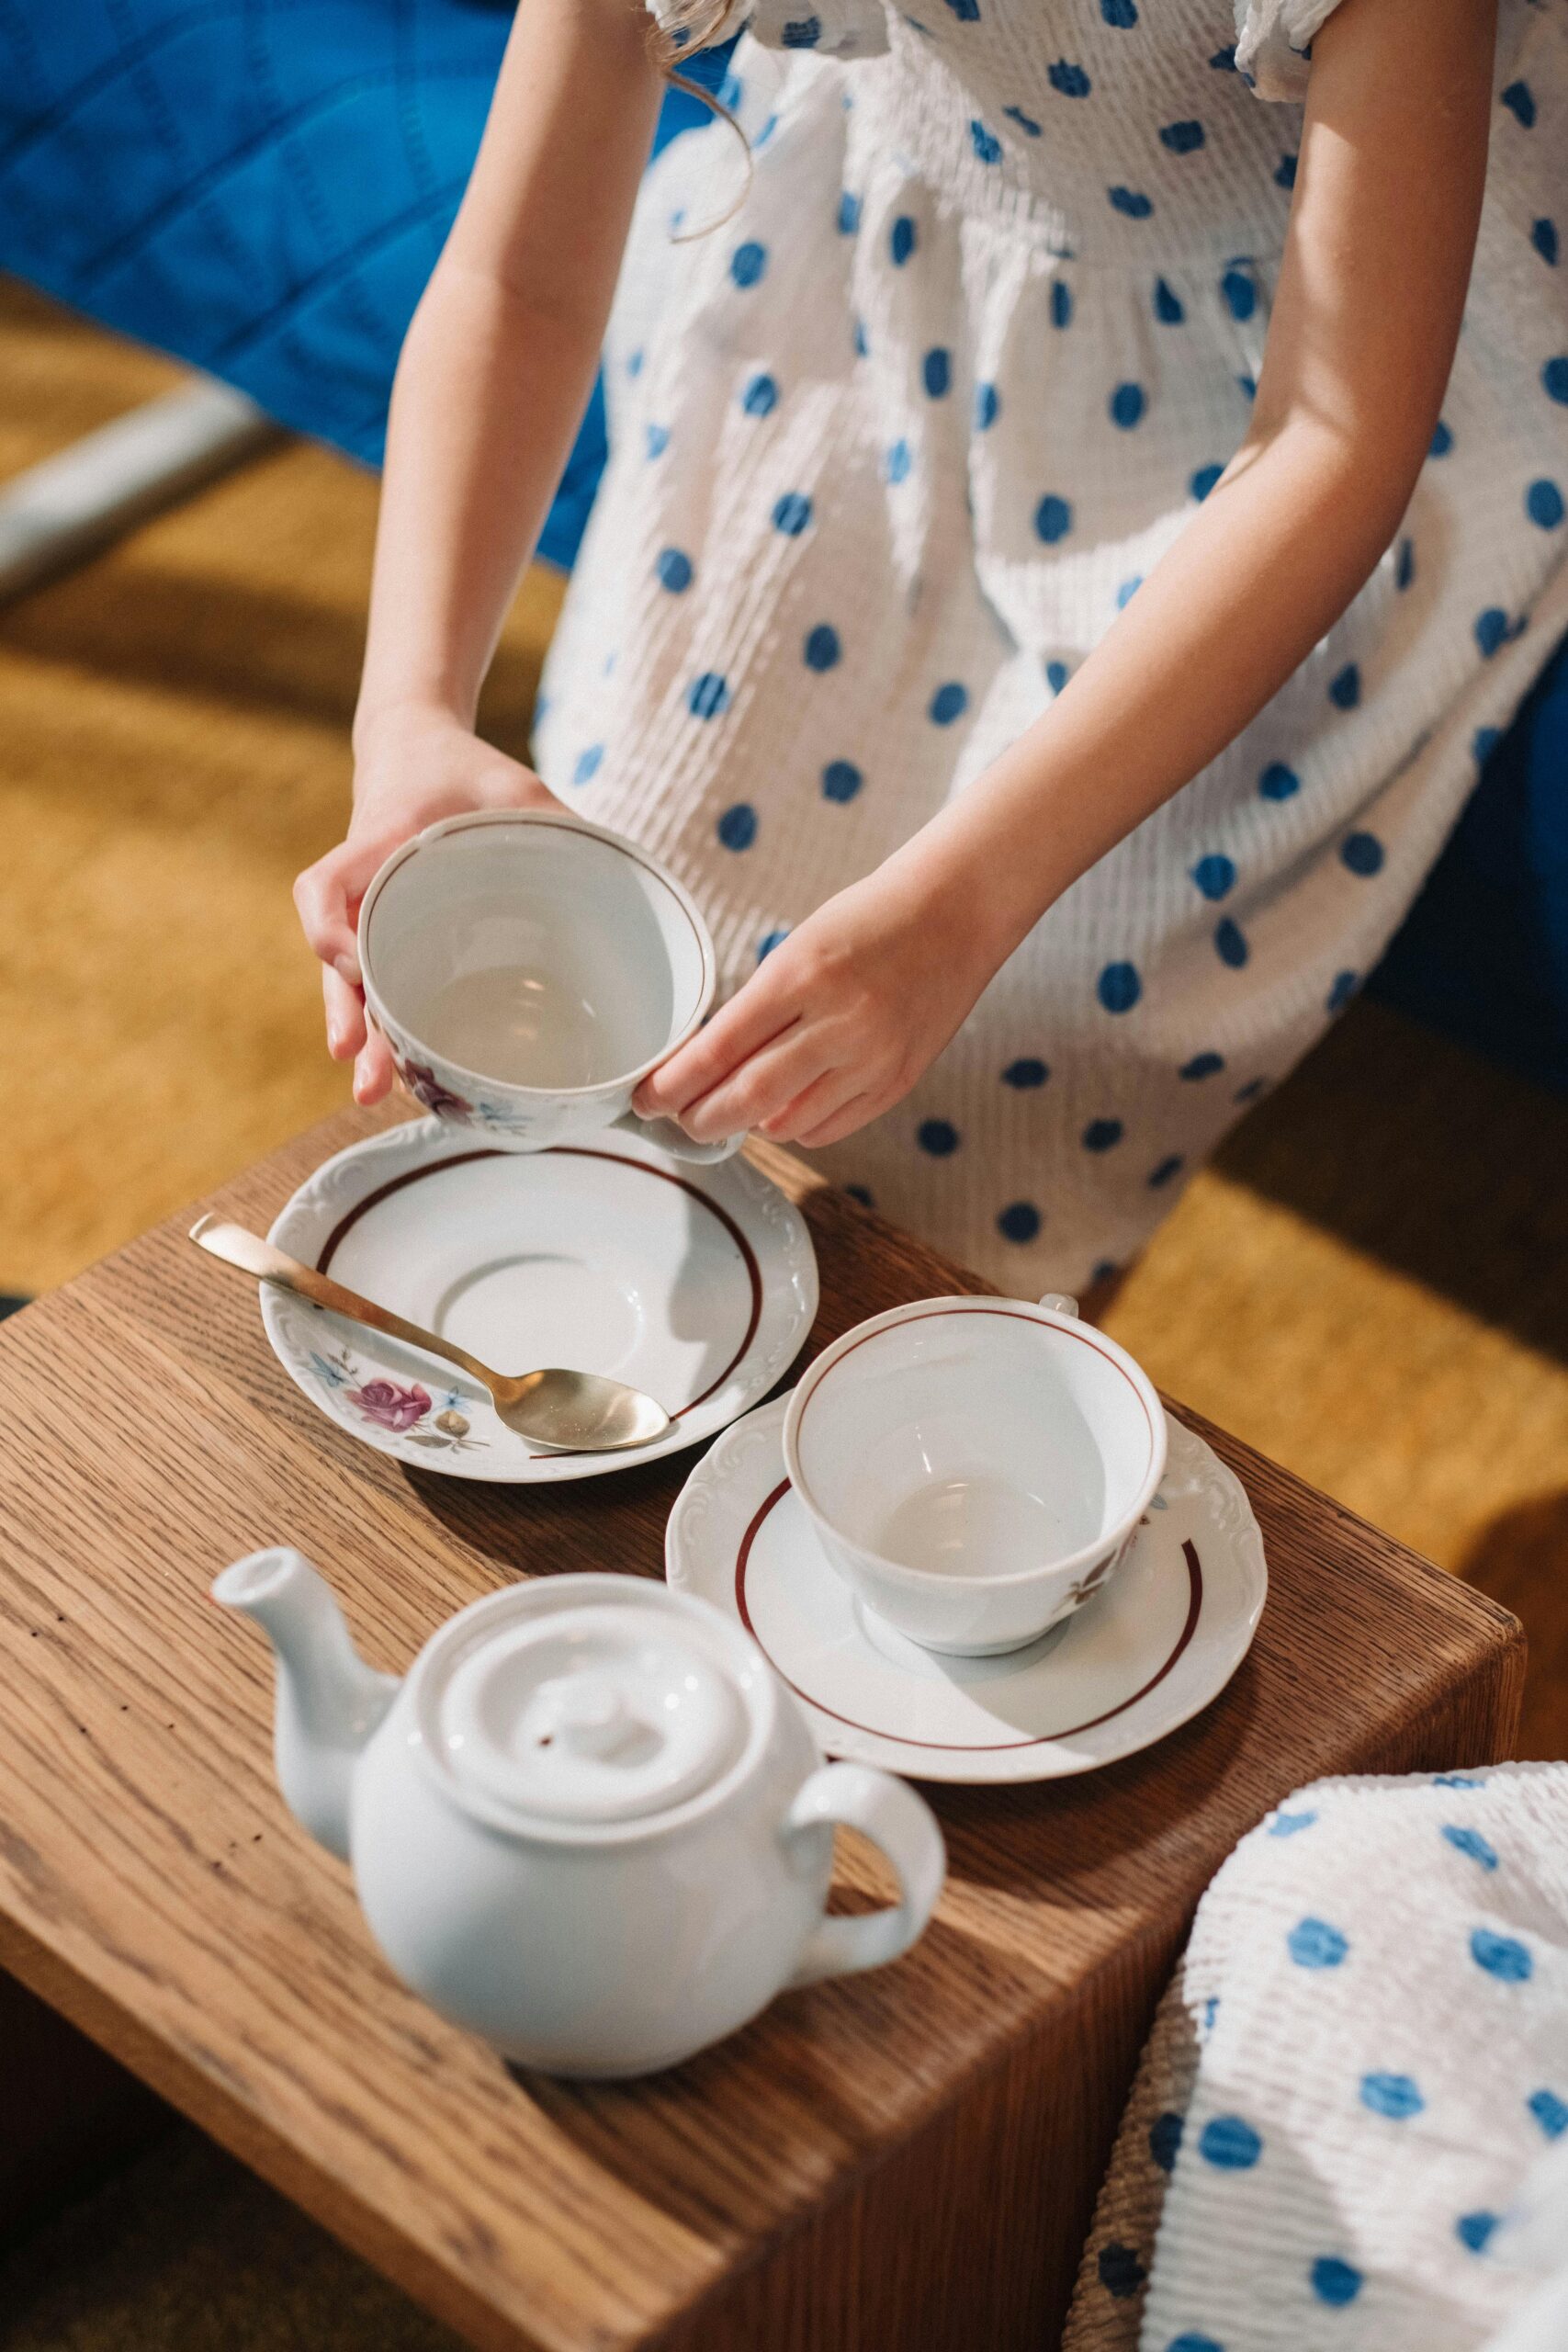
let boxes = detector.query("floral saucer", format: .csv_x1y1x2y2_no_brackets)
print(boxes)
261,1120,818,1482
665,1397,1267,1782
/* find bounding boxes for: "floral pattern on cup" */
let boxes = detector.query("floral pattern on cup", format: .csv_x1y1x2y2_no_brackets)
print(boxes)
399,1059,474,1123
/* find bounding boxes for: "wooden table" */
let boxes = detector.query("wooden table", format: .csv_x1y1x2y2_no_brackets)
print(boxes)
0,1109,1524,2351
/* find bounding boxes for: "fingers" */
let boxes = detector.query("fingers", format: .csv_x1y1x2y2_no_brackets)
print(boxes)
293,831,400,988
354,1024,397,1105
760,1067,866,1146
793,1091,877,1149
634,982,801,1119
322,966,366,1061
677,1025,836,1143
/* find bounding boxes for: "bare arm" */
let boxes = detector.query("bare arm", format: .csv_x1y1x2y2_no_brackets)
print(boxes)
641,0,1499,1148
295,0,662,1089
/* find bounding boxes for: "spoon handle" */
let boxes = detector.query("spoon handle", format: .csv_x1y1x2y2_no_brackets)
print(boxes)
188,1216,498,1396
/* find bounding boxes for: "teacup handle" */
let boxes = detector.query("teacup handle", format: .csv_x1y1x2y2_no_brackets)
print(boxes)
783,1764,946,1986
1038,1292,1079,1317
610,1111,744,1165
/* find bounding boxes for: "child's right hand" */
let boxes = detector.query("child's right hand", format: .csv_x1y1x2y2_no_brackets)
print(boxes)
294,703,566,1105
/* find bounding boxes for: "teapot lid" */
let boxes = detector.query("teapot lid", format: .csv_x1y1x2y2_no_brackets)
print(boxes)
423,1588,759,1826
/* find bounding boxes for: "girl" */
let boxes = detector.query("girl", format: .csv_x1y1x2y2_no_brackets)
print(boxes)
296,0,1567,1295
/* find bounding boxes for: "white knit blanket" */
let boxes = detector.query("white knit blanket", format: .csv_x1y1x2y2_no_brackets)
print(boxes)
1064,1764,1568,2352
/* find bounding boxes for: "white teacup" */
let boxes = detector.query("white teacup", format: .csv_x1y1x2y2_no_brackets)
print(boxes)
358,809,738,1160
782,1295,1167,1657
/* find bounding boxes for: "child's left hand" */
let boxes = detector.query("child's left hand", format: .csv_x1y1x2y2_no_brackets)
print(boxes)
632,854,1000,1150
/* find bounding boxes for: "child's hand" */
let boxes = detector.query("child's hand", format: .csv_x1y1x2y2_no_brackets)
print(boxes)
633,854,1000,1151
294,704,564,1104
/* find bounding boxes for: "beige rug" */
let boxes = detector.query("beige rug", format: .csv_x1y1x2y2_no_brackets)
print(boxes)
3,277,1564,2346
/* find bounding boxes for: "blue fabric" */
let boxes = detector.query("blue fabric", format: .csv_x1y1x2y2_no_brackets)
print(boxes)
0,1,1562,1083
0,0,728,566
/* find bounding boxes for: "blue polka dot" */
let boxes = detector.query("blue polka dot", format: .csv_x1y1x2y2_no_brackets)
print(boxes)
1155,277,1186,324
1049,59,1091,96
1360,2073,1424,2120
970,119,1003,164
1259,761,1300,800
1179,1051,1224,1081
1097,2242,1145,2298
1528,479,1565,528
781,14,821,45
626,348,643,379
688,672,730,719
1396,537,1416,589
804,624,841,672
656,547,694,593
844,1182,874,1208
1051,281,1073,328
1529,2089,1568,2140
646,424,670,459
918,1117,960,1156
1002,1057,1049,1088
853,317,869,357
922,347,952,398
758,927,788,959
1236,372,1257,400
1005,105,1042,136
1109,187,1154,218
1289,1917,1348,1969
572,743,604,785
1269,1808,1317,1836
1098,960,1142,1012
1341,831,1384,877
975,381,1000,429
1234,1076,1267,1104
730,241,767,288
1472,1928,1532,1983
1166,2339,1224,2352
717,802,757,852
1502,79,1536,129
890,215,918,266
1275,152,1297,189
1328,662,1361,710
1456,2211,1499,2254
1532,218,1559,267
1199,2116,1261,2170
1045,659,1070,693
773,491,813,535
1213,918,1249,968
1473,727,1502,766
1430,418,1454,457
1475,607,1510,658
1443,1825,1498,1871
822,759,863,803
1116,577,1143,610
1148,1155,1183,1189
1110,381,1146,429
756,113,778,143
942,0,979,18
886,439,911,484
1220,266,1256,321
1082,1118,1123,1152
742,372,779,416
1191,853,1236,900
837,190,862,234
1160,119,1205,153
1035,493,1073,542
1091,1260,1120,1286
1326,970,1359,1013
1210,43,1236,69
929,680,969,724
1149,2111,1184,2172
1311,2257,1362,2308
1190,462,1224,502
1437,1773,1483,1789
998,1201,1042,1243
1100,0,1137,24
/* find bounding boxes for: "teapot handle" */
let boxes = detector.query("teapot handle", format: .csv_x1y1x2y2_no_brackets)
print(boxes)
783,1764,946,1986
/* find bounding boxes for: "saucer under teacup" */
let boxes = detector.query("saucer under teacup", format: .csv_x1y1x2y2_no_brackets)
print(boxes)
666,1396,1267,1783
259,1121,817,1482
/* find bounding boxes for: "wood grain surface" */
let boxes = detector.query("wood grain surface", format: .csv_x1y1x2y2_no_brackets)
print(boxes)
0,1108,1525,2352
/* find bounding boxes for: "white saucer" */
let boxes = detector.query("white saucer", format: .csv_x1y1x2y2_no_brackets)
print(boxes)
261,1121,818,1482
665,1396,1267,1781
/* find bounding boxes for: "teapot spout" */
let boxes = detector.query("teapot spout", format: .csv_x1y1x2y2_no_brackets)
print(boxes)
213,1548,399,1862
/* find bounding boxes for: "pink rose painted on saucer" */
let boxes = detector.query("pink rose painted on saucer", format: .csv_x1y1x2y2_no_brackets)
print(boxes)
346,1377,433,1432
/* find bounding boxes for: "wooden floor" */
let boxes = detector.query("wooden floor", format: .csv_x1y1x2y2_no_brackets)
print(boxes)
1,276,1565,2342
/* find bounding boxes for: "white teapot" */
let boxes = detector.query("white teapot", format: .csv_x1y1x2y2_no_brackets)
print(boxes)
214,1552,945,2077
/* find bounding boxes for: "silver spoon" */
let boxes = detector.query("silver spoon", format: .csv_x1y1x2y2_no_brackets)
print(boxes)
188,1215,673,1453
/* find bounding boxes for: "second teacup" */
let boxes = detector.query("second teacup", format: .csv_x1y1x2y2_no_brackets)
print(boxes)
358,808,738,1160
782,1295,1167,1656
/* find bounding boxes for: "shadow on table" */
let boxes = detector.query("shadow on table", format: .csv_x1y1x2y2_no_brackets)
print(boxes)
1215,1000,1568,1368
1461,1488,1568,1763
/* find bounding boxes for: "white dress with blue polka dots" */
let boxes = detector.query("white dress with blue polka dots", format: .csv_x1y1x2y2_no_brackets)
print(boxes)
533,0,1568,1294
